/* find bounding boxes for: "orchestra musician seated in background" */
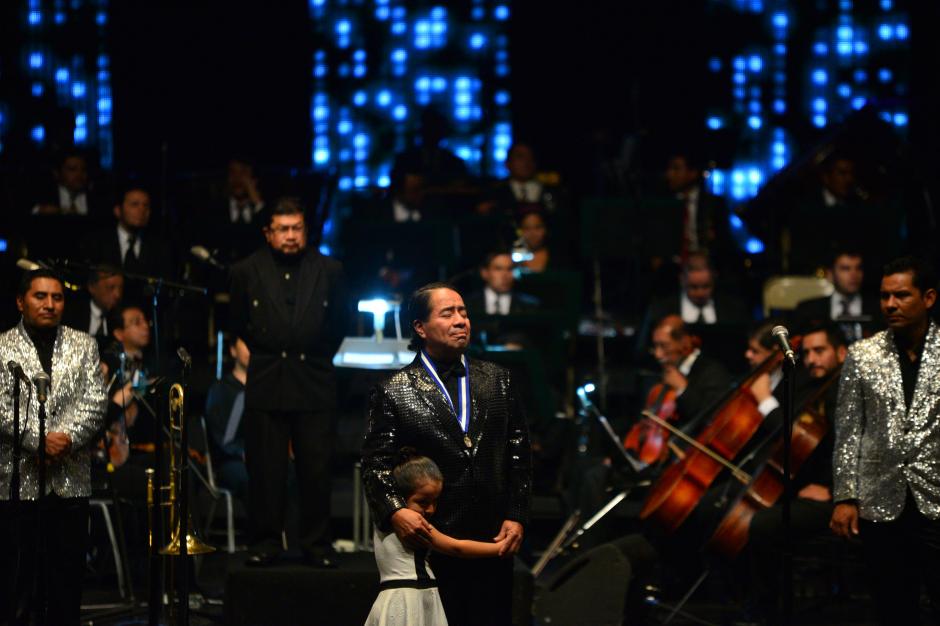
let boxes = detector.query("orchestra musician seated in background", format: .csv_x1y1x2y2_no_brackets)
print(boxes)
515,204,557,273
649,314,732,430
830,256,940,625
99,303,156,500
204,336,250,502
30,149,106,218
637,252,751,357
746,323,847,624
465,250,540,350
62,264,124,352
792,248,880,344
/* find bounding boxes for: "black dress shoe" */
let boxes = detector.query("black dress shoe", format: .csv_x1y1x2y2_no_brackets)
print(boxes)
245,551,280,568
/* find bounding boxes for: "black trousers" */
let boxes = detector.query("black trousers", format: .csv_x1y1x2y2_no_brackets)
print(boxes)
860,491,940,626
244,409,334,555
0,496,89,625
430,553,514,626
746,497,833,623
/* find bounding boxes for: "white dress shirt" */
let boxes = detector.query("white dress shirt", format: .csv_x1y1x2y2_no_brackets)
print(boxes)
117,225,141,261
830,292,862,319
88,300,106,336
392,199,421,223
680,186,700,251
510,179,543,203
58,186,89,215
757,367,784,417
680,292,717,324
484,287,511,315
229,197,263,224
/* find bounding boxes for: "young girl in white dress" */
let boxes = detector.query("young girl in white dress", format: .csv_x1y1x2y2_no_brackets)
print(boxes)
364,449,509,626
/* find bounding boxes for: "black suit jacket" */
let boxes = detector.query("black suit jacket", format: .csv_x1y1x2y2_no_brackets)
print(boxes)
80,226,177,282
675,353,733,427
636,291,752,358
464,289,540,317
792,293,881,337
362,356,532,539
229,246,347,412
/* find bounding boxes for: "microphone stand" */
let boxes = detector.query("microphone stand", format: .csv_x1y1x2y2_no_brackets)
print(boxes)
780,356,795,625
36,389,48,626
10,374,21,503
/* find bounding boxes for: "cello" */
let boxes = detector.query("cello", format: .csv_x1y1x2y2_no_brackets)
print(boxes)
638,342,796,533
622,382,679,466
706,370,837,558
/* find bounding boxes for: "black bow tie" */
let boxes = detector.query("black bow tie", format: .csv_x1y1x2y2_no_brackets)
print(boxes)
437,361,466,380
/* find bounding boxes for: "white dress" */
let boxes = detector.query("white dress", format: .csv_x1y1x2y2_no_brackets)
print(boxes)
364,527,449,626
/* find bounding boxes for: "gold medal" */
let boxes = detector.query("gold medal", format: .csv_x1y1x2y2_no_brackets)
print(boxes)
464,435,473,448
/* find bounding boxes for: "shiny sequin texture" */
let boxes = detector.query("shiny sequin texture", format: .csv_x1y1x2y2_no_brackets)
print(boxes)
362,356,532,539
0,322,108,500
833,323,940,521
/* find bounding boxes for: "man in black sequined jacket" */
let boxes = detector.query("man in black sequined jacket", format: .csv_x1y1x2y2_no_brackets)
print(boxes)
362,282,532,626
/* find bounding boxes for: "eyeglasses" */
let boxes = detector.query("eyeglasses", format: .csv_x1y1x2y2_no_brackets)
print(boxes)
270,224,305,234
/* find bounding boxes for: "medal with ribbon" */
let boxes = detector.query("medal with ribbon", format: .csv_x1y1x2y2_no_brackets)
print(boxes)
420,351,472,448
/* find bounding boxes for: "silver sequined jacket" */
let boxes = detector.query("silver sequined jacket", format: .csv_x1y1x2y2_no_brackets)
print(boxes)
833,321,940,521
362,356,532,540
0,322,107,500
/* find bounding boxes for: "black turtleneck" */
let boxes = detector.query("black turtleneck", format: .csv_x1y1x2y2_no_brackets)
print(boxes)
24,323,57,378
271,248,303,309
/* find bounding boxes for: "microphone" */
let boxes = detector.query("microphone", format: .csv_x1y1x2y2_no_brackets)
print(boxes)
7,361,30,384
32,372,51,404
177,347,192,367
190,246,226,270
771,325,798,365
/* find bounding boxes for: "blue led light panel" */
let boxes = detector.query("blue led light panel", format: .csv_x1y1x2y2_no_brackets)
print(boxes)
703,1,910,204
308,0,512,189
1,0,115,166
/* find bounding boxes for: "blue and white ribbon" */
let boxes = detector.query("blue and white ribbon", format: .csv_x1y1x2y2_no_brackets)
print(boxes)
419,351,470,433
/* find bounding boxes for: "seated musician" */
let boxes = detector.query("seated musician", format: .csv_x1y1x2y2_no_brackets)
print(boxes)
465,250,540,349
649,314,732,430
99,303,156,500
745,323,847,622
637,252,751,358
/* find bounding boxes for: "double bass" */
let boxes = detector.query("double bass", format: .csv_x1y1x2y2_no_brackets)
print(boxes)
638,344,795,533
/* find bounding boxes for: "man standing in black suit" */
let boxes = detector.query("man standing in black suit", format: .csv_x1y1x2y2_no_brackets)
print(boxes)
362,283,532,626
793,249,880,343
229,197,347,568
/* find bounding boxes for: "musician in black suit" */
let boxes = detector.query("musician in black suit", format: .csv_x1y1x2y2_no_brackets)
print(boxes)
464,251,539,317
229,197,347,568
644,149,737,276
650,314,733,428
793,249,880,343
477,142,567,218
61,264,124,351
362,283,532,626
637,252,751,358
79,187,177,302
30,150,107,219
188,158,266,266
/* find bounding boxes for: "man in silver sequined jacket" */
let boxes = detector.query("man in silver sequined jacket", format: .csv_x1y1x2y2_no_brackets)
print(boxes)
0,268,107,625
830,256,940,625
362,282,532,626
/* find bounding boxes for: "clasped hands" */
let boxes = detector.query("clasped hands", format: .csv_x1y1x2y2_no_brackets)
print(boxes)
43,432,72,463
391,508,523,557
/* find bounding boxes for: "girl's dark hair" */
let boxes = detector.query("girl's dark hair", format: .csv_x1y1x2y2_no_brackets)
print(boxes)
392,447,443,497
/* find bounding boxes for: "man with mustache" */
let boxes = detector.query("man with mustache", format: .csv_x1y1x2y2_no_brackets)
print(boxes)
362,282,532,626
830,256,940,624
229,197,347,569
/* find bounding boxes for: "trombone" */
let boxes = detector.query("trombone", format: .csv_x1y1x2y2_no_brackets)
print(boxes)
147,382,214,624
